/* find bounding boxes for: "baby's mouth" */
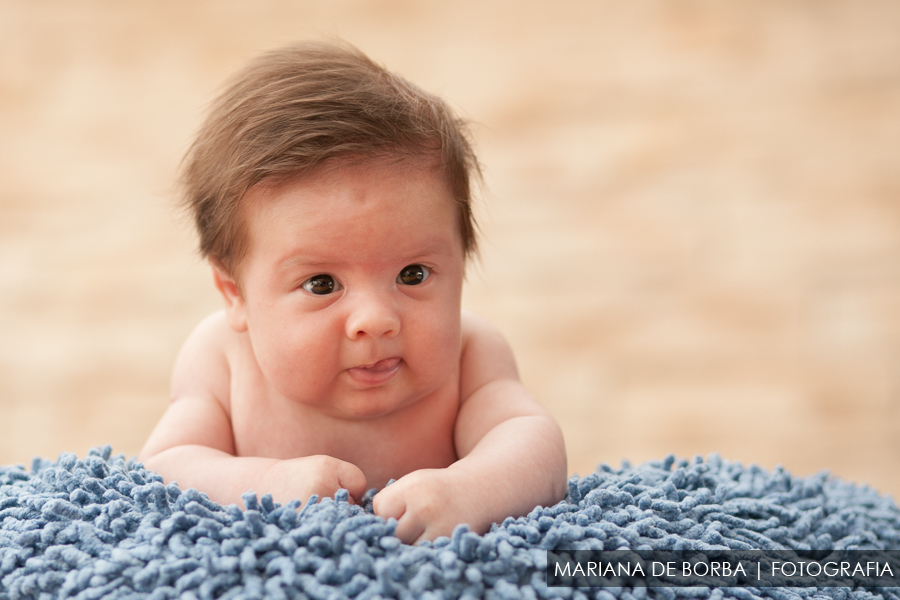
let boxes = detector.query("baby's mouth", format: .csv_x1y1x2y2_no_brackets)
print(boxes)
346,357,402,386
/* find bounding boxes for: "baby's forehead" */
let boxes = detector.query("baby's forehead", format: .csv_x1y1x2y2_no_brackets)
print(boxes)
235,160,464,277
242,156,460,232
251,155,455,208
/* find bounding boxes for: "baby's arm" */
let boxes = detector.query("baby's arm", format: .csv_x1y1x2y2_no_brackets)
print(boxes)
139,312,366,507
373,311,567,543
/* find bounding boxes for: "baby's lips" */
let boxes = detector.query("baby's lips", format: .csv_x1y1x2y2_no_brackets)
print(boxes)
345,356,402,386
354,357,401,372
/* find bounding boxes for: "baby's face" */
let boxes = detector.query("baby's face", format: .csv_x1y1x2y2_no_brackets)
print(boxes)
226,158,465,420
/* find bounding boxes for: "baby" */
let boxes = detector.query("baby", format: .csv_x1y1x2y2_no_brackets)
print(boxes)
140,41,567,544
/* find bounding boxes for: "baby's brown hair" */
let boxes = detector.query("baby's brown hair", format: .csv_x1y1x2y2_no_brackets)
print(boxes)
180,41,479,278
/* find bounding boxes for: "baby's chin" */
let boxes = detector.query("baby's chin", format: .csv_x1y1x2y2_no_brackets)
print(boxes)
316,387,421,421
325,404,407,422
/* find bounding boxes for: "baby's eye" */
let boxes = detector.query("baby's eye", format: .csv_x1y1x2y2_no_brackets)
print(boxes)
397,264,430,286
301,274,342,295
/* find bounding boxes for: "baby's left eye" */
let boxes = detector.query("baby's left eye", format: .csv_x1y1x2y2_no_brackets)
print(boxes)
397,264,430,286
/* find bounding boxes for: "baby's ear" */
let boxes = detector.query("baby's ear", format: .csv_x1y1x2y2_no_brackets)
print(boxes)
212,265,248,332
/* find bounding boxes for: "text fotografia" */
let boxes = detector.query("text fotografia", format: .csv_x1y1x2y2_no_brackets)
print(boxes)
546,550,900,588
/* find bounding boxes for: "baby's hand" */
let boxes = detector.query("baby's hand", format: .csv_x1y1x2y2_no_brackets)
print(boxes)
372,468,486,544
259,455,367,506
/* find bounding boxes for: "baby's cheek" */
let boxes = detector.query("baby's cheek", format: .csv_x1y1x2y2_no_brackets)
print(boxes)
266,320,336,370
409,313,450,349
414,332,460,386
254,340,328,401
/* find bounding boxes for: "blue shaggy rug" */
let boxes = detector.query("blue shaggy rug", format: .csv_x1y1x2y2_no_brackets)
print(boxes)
1,447,898,600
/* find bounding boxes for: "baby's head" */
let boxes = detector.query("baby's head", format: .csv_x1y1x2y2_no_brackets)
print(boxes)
180,40,479,281
179,41,481,417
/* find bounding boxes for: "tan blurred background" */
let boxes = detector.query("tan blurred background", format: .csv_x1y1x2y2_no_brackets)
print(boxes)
1,1,898,499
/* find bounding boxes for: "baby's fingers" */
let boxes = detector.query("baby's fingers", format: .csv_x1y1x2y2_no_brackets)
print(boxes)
373,491,427,544
394,512,430,545
332,459,367,502
372,485,405,521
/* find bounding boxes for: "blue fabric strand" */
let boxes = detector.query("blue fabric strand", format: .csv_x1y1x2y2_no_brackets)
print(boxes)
0,448,898,599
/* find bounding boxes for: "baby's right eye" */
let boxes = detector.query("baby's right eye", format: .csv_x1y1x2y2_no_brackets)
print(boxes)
301,274,342,295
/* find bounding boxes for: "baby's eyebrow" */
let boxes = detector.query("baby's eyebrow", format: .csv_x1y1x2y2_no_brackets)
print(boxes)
272,237,459,273
274,254,341,271
406,238,461,258
415,243,452,256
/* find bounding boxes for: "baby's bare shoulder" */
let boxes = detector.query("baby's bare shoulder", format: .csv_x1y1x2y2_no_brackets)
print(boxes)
186,310,237,347
460,309,507,345
171,310,240,412
459,310,520,399
460,310,514,357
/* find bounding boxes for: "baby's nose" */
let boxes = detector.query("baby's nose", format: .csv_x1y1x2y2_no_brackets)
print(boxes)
345,292,400,340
